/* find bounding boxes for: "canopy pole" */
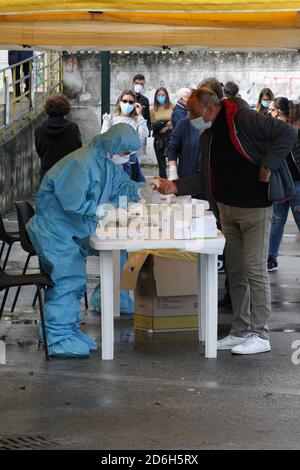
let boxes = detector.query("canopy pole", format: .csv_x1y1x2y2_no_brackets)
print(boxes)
101,51,111,121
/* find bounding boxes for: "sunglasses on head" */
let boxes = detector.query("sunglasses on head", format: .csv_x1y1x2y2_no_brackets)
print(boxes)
121,99,135,105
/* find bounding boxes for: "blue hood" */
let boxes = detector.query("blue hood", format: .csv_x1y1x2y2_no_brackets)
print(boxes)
89,123,142,156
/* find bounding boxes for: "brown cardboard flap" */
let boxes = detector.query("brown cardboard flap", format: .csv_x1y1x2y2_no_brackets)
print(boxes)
120,252,149,290
121,253,198,296
153,257,197,297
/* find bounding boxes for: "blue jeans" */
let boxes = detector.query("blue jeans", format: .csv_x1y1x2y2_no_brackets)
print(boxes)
269,180,300,259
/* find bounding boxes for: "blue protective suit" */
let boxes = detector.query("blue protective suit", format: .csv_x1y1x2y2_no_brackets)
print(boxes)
28,124,144,357
90,153,145,315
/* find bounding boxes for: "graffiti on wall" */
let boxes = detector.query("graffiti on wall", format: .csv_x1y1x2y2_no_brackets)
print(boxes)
63,53,101,105
263,76,300,100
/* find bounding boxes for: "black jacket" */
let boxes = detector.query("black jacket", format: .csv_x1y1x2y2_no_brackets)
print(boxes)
175,97,298,219
135,94,151,134
290,130,300,177
8,51,33,65
35,116,82,179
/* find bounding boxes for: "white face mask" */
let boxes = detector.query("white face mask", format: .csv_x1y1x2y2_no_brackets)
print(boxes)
134,84,143,94
190,116,212,131
111,154,130,164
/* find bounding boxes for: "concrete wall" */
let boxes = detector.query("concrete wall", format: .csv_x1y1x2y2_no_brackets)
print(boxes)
0,114,44,214
63,50,300,111
62,50,300,165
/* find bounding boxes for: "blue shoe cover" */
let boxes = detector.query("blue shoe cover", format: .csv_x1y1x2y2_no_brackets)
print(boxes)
74,329,97,352
90,286,100,313
48,335,90,358
120,290,134,315
90,284,134,315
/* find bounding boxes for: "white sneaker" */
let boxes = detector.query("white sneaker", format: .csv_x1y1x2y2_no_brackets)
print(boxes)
217,335,248,351
231,334,271,355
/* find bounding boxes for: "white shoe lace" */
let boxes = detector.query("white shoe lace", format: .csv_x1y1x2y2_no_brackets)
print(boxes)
240,333,259,347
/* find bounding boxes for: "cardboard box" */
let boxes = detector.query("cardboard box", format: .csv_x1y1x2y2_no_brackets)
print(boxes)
120,253,199,332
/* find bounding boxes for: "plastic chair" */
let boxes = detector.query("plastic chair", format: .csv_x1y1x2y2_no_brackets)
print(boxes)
0,267,54,360
0,214,21,270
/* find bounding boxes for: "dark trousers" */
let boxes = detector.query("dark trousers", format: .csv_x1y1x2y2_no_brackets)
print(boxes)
14,62,30,97
154,138,168,178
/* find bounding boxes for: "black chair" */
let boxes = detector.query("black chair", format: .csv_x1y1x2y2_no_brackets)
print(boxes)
0,267,54,360
0,214,21,270
10,201,37,313
12,200,89,312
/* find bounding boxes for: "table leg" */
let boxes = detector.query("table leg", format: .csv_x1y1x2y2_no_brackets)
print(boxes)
205,254,218,359
112,251,120,318
198,253,207,342
100,250,114,360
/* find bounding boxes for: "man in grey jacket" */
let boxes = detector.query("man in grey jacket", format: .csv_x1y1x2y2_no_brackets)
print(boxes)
158,87,297,355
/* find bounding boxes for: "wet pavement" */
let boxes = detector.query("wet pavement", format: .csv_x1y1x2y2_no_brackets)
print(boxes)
0,192,300,450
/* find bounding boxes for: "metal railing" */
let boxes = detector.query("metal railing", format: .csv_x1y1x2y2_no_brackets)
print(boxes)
0,51,63,141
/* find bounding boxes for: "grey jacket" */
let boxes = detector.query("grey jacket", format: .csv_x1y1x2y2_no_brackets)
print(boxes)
175,97,298,219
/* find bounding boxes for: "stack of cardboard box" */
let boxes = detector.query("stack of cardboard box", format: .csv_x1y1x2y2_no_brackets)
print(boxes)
121,253,199,333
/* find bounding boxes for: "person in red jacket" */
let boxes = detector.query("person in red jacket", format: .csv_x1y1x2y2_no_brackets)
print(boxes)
157,87,297,356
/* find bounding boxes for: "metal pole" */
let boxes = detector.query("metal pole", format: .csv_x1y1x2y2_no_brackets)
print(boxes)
100,51,111,121
30,67,35,115
4,75,10,125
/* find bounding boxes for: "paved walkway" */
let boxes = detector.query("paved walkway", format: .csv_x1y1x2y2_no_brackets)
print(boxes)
0,196,299,450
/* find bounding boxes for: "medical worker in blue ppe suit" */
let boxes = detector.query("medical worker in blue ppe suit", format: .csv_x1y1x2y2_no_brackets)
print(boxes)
28,123,145,357
90,151,146,315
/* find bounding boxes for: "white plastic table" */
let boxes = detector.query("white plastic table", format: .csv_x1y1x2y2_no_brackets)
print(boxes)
90,234,225,360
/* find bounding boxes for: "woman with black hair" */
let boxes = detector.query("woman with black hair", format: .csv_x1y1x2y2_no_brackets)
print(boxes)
268,97,300,271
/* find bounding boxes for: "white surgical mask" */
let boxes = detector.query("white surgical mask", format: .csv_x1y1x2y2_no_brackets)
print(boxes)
111,154,130,165
134,84,143,94
190,116,212,131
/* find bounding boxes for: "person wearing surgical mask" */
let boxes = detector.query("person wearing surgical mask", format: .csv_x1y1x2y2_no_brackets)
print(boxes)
132,73,151,134
256,87,274,115
101,89,149,166
28,124,146,358
98,92,147,315
150,87,174,178
89,147,145,318
156,86,297,356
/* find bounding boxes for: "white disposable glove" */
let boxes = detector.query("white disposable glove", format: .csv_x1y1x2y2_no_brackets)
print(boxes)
168,165,178,181
138,180,157,204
